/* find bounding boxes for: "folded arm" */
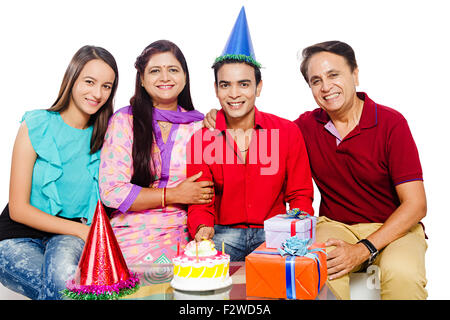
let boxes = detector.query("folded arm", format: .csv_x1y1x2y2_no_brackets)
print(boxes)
186,130,216,241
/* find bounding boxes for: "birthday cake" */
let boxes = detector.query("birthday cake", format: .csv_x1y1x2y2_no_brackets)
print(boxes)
170,240,232,291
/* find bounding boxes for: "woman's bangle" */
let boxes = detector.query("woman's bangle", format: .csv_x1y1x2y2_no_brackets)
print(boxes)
164,187,167,206
161,187,167,207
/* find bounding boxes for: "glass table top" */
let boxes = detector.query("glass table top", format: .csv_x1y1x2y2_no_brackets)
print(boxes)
124,262,336,300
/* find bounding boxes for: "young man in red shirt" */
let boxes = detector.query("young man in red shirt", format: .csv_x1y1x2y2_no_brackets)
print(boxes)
186,7,314,261
295,41,427,300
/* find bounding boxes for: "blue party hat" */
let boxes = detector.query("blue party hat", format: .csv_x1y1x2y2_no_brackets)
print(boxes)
214,6,261,68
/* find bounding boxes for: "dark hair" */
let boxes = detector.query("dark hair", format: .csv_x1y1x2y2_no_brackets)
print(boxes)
300,41,358,84
48,45,118,154
130,40,194,187
212,59,262,86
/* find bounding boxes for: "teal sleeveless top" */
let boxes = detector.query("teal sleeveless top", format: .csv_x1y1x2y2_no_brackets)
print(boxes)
22,110,100,224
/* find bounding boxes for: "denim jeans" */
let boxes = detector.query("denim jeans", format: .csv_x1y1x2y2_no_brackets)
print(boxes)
0,235,84,300
212,225,265,261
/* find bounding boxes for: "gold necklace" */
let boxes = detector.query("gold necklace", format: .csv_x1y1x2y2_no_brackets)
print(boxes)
158,121,171,130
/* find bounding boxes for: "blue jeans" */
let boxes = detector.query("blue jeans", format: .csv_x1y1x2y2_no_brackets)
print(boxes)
213,225,265,261
0,235,84,300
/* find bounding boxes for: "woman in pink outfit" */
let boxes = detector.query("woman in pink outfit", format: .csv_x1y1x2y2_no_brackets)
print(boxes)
99,40,214,265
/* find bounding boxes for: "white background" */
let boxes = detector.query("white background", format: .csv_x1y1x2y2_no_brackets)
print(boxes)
0,0,448,299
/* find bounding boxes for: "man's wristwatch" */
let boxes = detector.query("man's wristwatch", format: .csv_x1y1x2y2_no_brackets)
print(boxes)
357,239,379,265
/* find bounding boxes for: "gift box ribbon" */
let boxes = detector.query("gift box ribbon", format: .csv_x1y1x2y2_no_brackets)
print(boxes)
290,219,313,238
286,208,313,238
285,256,297,299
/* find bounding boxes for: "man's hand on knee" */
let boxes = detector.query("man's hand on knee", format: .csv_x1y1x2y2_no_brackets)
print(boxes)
195,225,215,242
325,238,370,280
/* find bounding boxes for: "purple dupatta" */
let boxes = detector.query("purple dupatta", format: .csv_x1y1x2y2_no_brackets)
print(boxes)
152,106,204,188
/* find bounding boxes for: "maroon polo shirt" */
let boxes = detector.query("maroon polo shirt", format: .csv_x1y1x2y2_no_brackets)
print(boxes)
294,92,423,225
186,107,314,238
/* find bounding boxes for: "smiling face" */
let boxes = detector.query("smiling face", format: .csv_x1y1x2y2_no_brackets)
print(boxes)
141,51,186,110
215,62,262,127
68,59,115,118
306,51,359,115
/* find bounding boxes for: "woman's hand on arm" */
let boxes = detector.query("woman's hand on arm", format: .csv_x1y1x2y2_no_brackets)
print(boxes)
128,171,214,211
9,122,90,241
167,171,214,205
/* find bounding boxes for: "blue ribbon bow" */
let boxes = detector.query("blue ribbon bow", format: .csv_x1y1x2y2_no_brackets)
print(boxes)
279,236,326,299
286,208,309,219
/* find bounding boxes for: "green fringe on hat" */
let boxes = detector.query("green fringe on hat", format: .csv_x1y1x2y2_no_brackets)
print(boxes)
61,284,140,300
214,54,261,68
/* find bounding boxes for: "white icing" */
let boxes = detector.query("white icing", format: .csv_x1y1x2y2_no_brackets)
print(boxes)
171,241,232,291
184,240,217,257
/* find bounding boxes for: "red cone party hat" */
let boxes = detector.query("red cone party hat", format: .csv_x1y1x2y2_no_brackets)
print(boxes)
63,200,139,299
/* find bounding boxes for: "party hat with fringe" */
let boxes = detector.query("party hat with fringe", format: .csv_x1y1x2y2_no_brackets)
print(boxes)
62,200,139,300
213,6,261,68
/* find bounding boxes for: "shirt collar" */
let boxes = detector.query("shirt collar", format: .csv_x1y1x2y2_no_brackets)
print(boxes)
314,92,378,129
357,92,378,129
216,106,265,132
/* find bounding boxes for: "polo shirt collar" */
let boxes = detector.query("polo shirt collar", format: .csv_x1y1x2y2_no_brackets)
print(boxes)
314,92,378,129
315,108,330,124
357,92,378,129
216,106,265,132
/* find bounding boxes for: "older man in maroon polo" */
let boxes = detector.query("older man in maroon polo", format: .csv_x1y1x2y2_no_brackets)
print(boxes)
294,41,427,300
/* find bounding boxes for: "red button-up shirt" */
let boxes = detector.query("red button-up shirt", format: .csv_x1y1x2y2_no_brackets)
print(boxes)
186,107,314,238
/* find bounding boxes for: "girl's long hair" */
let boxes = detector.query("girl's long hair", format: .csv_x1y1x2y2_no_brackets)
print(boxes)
130,40,194,187
48,45,119,154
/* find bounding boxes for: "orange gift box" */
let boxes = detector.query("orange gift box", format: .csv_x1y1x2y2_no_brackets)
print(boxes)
245,242,327,300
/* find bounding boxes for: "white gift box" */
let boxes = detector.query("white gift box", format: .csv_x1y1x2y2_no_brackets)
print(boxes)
264,214,317,249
